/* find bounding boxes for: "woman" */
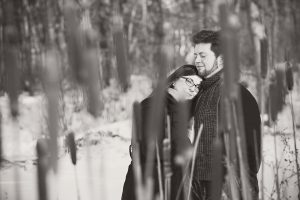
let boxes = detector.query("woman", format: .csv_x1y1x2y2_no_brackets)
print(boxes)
121,64,202,200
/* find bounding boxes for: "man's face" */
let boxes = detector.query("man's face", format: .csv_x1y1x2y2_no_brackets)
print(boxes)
194,43,217,77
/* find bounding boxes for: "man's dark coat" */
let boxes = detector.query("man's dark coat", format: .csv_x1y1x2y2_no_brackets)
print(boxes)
192,71,261,199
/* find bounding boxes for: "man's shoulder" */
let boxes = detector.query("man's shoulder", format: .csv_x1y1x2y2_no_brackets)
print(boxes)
238,84,255,100
238,83,260,112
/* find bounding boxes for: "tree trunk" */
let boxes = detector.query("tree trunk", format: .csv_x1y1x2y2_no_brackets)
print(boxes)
190,0,201,33
0,0,4,94
270,0,279,68
2,0,22,116
290,0,300,62
93,0,113,87
151,0,165,86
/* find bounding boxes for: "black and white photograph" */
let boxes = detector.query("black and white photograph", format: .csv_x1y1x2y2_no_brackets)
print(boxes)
0,0,300,199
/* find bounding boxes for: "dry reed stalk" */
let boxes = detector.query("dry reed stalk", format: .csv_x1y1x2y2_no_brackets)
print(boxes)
187,124,203,200
0,112,2,167
0,113,1,197
5,46,21,200
84,45,103,117
158,44,174,79
142,42,169,200
143,84,166,200
275,67,287,106
66,132,81,200
163,115,172,200
163,138,172,200
232,100,252,200
36,138,49,200
223,133,240,200
81,10,103,117
219,5,239,171
259,81,265,200
10,118,21,200
269,68,286,123
290,91,300,199
285,62,300,198
3,17,27,200
219,4,240,99
269,76,279,122
285,64,294,91
260,38,268,79
43,48,60,173
156,143,164,200
67,132,77,165
268,69,286,200
5,51,20,118
259,36,268,200
173,102,192,164
3,0,21,118
273,126,280,200
131,102,142,147
69,10,106,192
220,4,252,200
174,163,191,200
3,0,22,182
172,102,193,200
210,136,224,200
218,90,232,200
131,102,144,200
63,1,86,84
113,14,130,91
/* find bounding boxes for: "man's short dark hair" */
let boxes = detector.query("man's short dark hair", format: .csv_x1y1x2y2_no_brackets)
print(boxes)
191,30,221,57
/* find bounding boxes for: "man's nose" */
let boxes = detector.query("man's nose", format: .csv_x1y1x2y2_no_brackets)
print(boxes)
195,55,202,63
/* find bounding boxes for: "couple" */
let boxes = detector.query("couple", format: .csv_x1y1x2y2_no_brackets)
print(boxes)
121,30,261,200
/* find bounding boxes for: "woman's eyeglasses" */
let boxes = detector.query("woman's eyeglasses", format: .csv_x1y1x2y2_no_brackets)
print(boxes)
181,77,200,91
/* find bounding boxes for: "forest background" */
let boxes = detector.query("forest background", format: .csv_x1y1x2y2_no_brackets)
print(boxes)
0,0,300,200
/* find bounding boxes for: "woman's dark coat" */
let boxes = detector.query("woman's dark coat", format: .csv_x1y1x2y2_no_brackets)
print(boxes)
121,93,193,200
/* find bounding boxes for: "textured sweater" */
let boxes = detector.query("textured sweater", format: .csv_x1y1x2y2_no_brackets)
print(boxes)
192,71,261,182
193,72,222,180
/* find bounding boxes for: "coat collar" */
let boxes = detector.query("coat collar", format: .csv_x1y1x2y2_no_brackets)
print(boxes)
200,70,222,90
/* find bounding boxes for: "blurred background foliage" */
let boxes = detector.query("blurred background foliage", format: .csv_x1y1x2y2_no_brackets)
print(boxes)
0,0,299,95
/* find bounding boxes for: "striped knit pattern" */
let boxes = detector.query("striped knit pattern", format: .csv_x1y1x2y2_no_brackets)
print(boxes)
193,72,222,181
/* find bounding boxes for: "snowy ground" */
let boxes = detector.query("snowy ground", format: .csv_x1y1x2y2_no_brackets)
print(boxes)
1,121,300,200
0,74,300,200
0,122,131,200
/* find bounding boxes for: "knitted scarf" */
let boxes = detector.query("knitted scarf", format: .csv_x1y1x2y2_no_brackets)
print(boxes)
193,72,222,181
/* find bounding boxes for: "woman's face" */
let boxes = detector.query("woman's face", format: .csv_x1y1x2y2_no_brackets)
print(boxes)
172,75,202,100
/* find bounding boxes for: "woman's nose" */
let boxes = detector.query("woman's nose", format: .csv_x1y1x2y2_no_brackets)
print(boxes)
189,87,196,92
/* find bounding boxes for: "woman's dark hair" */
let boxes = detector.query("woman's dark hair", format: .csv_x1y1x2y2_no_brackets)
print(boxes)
148,64,199,100
166,64,199,88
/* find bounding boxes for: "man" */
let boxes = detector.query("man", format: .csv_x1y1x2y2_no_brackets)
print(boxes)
191,30,261,200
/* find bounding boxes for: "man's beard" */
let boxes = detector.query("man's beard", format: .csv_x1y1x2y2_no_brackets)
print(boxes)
197,67,207,78
197,61,218,78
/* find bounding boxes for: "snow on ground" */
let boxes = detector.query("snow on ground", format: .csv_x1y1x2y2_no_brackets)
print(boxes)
1,120,300,200
0,127,131,200
259,134,300,200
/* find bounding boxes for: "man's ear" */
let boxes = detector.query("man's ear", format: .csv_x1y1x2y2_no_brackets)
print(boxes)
217,55,224,69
